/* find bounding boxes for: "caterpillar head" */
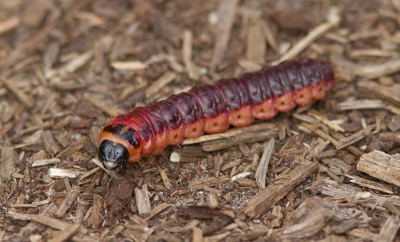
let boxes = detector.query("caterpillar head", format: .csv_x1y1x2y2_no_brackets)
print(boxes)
98,140,129,170
98,124,140,170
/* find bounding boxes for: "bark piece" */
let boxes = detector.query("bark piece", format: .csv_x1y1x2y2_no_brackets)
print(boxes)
243,158,318,218
202,124,278,152
365,133,400,153
8,212,87,233
1,145,17,179
358,80,400,106
330,219,359,234
309,179,400,208
56,186,81,217
48,224,80,242
144,203,170,221
357,150,400,187
42,130,60,155
281,197,335,240
0,17,19,35
105,179,134,215
274,9,340,64
375,216,400,242
135,184,151,215
209,0,239,73
31,158,60,167
345,174,393,194
88,194,103,229
255,138,274,189
182,30,199,80
246,16,266,65
56,137,88,159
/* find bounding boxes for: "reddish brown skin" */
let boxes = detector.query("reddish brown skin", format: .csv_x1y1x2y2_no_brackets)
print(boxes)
98,58,334,169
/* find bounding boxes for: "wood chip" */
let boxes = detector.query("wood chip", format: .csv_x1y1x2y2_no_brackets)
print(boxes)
182,130,242,145
335,125,374,150
48,223,80,242
338,99,387,110
383,201,400,216
209,0,239,73
135,184,151,215
56,186,81,217
84,94,125,117
345,174,393,194
145,72,177,100
310,179,400,208
0,77,34,108
56,136,88,159
255,138,274,189
88,194,103,229
273,8,340,64
8,211,86,233
358,80,400,107
281,197,335,240
144,203,170,221
42,130,60,155
357,150,400,187
189,176,231,187
246,17,266,65
91,158,124,180
375,216,400,242
243,158,318,218
31,158,61,167
1,145,17,179
158,167,172,189
202,123,278,152
182,30,200,80
0,17,20,35
357,57,400,79
111,61,147,70
59,50,93,75
49,168,81,178
192,226,203,242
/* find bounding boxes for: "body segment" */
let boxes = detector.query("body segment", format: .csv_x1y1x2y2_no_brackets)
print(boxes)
98,58,334,169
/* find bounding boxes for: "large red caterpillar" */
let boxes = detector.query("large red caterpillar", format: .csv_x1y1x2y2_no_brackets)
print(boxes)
98,58,334,169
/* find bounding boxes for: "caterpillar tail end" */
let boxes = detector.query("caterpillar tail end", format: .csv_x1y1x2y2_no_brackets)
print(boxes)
98,140,129,170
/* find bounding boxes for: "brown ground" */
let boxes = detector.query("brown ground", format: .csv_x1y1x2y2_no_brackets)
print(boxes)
2,0,400,241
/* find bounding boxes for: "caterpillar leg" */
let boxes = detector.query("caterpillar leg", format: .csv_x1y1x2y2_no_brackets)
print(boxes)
294,87,313,106
275,92,296,112
312,81,327,99
204,113,230,134
184,120,206,138
229,106,254,127
252,100,278,120
167,127,185,145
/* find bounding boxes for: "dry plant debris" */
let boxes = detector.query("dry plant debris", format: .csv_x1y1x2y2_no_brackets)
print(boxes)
2,0,400,241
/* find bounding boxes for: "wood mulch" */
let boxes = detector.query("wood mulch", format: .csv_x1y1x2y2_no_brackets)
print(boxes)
2,0,400,241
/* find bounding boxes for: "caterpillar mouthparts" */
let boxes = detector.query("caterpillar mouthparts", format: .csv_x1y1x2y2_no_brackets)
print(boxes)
98,58,334,170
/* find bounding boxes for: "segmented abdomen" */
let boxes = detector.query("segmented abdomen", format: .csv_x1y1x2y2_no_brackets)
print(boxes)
99,58,334,162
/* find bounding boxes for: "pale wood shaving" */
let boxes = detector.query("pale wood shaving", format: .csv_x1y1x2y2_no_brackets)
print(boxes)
0,17,20,35
273,8,341,64
255,138,274,189
210,0,239,73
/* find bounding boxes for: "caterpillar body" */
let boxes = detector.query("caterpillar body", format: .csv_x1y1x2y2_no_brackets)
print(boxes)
98,58,334,170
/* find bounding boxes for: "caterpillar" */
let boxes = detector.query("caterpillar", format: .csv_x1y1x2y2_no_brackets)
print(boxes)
98,58,334,170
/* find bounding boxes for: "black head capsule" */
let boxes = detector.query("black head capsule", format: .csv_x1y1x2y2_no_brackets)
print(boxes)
98,140,129,170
